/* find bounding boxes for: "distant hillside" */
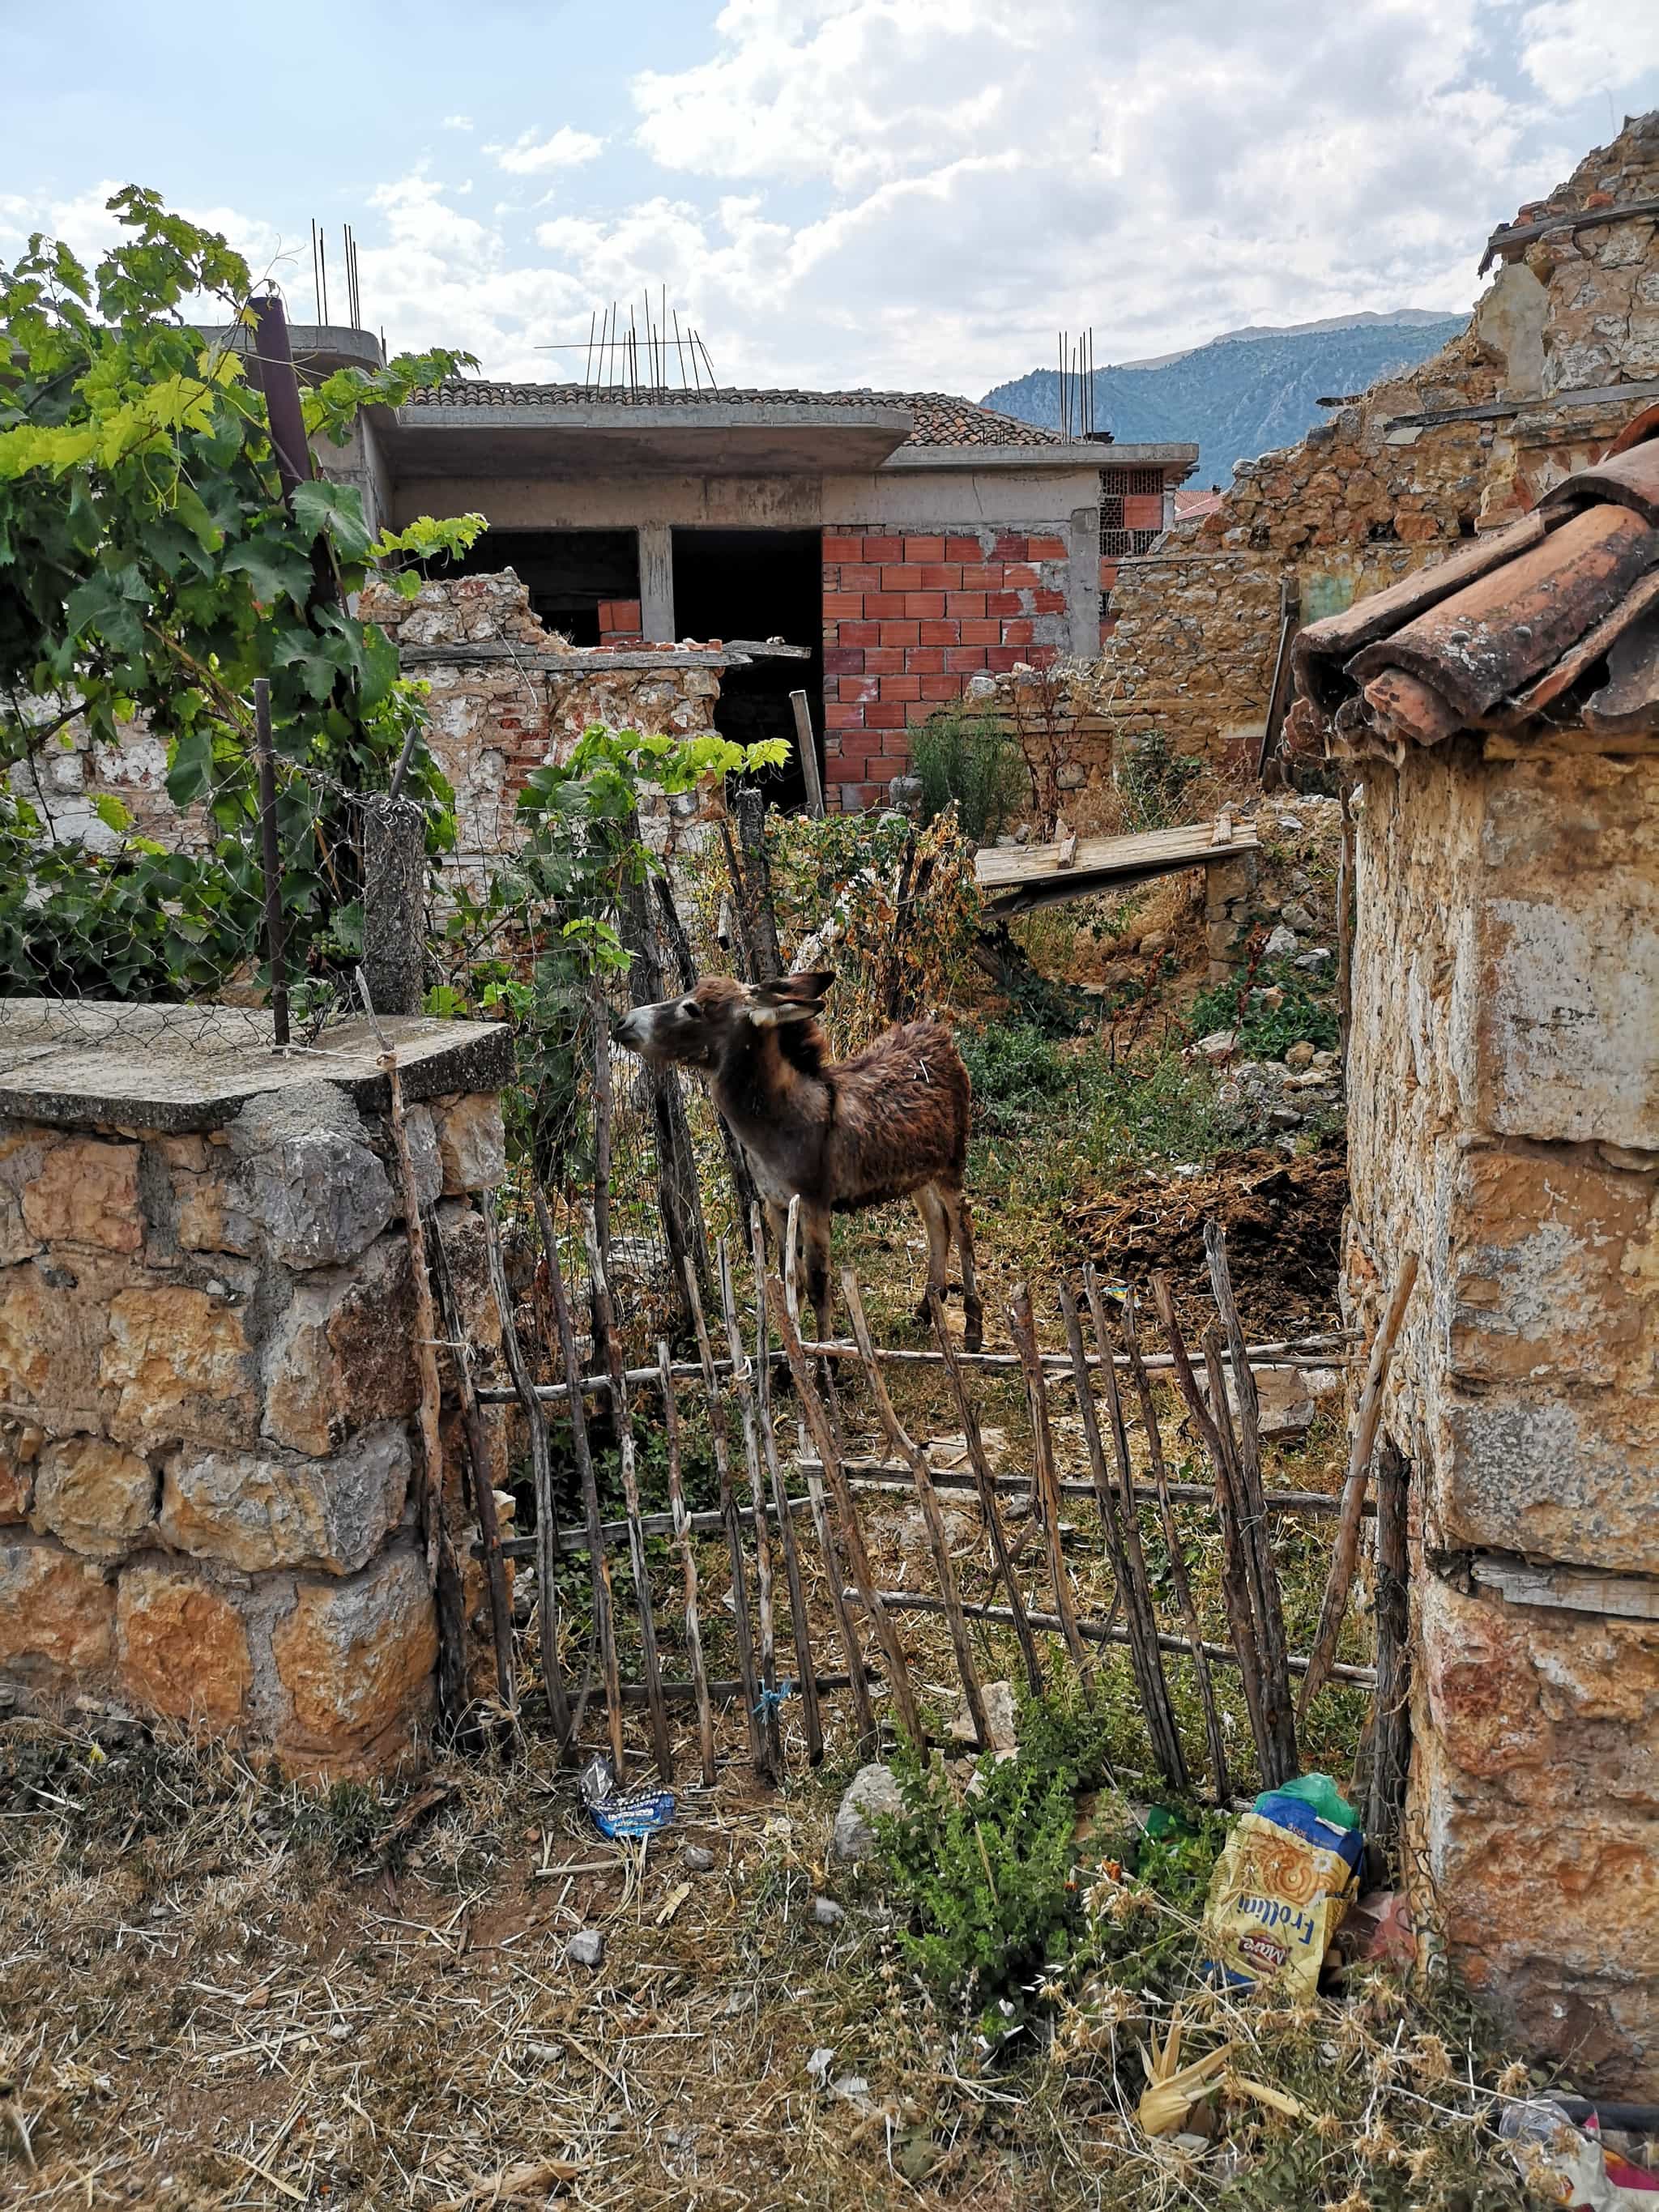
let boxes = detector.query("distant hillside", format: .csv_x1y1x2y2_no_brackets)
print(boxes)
983,313,1468,488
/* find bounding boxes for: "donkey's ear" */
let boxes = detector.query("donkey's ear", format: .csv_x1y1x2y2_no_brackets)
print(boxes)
750,972,831,1029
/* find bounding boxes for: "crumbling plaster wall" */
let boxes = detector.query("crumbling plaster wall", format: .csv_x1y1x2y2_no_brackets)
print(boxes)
0,1071,510,1775
360,573,726,874
1098,111,1659,774
1346,736,1659,2091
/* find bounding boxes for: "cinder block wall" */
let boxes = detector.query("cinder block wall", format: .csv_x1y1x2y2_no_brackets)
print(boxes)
821,525,1074,810
1345,738,1659,2092
0,1055,510,1776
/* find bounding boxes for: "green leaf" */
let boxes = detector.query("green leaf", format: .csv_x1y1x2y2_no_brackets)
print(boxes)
223,537,311,608
91,791,134,835
164,726,214,806
290,478,373,561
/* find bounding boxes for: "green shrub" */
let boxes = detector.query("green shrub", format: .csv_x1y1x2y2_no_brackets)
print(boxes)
909,708,1030,843
1187,958,1339,1059
963,1021,1229,1178
1119,728,1209,831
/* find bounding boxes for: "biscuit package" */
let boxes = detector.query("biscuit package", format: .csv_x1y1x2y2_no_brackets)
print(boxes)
1201,1775,1364,1997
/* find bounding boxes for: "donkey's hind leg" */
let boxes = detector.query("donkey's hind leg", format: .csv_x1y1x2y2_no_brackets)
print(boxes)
914,1184,952,1327
942,1183,983,1352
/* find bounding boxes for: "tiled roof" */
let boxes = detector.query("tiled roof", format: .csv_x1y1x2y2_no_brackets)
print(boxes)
1289,421,1659,761
407,381,1066,450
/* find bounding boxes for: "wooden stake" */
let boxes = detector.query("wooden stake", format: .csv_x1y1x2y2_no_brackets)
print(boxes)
481,1196,568,1739
776,1204,876,1745
1300,1253,1419,1716
659,1340,716,1787
1060,1281,1185,1788
927,1288,1043,1698
764,1270,919,1744
1205,1225,1299,1779
1114,1280,1230,1803
428,1211,516,1715
584,1213,673,1781
842,1270,987,1750
717,1235,783,1775
1008,1285,1094,1690
536,1191,625,1776
1366,1434,1411,1843
749,1209,824,1764
381,1053,466,1725
682,1253,770,1776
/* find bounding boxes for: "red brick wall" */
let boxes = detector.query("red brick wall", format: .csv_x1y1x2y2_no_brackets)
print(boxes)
821,526,1073,811
597,598,643,646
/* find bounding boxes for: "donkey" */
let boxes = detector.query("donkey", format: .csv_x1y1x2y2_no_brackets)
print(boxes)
614,973,983,1353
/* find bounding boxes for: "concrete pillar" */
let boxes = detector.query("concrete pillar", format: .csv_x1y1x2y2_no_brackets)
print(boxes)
1068,505,1100,661
638,522,675,643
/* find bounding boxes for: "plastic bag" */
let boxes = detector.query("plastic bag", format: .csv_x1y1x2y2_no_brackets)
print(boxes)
1500,2099,1659,2207
578,1753,676,1839
1201,1774,1363,1996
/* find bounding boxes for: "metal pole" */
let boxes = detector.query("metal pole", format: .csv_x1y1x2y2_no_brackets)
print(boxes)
254,678,290,1050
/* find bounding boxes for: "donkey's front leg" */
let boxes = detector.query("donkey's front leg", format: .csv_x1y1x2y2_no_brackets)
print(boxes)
800,1202,834,1346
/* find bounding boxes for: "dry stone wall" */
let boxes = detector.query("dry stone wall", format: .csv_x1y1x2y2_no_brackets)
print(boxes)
0,1034,510,1775
1344,736,1659,2092
1097,112,1659,776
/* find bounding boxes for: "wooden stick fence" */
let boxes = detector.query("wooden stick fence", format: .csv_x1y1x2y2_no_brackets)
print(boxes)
476,1207,1403,1803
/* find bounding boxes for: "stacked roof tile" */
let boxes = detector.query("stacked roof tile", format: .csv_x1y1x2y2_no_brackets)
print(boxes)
1289,416,1659,761
407,381,1065,450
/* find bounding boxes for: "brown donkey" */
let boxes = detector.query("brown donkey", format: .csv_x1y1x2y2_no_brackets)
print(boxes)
614,972,983,1351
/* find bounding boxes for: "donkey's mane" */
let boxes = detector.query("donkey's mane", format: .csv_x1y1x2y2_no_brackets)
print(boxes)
775,1016,830,1078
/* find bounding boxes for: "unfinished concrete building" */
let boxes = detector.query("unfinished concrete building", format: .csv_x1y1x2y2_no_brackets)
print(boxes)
305,361,1193,812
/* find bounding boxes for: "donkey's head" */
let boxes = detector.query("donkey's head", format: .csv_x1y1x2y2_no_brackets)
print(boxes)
614,973,834,1071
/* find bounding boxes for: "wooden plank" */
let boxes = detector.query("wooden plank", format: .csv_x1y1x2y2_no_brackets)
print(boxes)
1470,1554,1659,1622
1480,197,1659,274
975,819,1259,892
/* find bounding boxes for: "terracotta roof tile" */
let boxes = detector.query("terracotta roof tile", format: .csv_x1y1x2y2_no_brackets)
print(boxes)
1291,433,1659,757
407,381,1065,450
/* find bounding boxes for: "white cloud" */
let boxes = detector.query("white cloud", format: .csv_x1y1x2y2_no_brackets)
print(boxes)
0,180,287,303
487,126,606,175
442,114,475,131
1513,0,1659,106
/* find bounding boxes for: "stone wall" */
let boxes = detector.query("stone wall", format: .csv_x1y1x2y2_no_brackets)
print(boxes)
1097,111,1659,775
360,573,728,875
1344,737,1659,2091
0,1012,512,1776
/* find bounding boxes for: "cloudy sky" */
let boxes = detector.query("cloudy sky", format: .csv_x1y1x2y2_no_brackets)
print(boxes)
6,0,1659,398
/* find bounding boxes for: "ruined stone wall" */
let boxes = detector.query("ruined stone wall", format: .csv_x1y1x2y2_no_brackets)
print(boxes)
0,1056,510,1775
1098,111,1659,776
360,573,727,873
1345,736,1659,2092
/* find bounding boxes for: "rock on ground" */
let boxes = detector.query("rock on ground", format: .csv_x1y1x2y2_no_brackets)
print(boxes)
831,1762,905,1862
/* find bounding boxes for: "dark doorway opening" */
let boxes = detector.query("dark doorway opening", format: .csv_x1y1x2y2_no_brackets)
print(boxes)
671,526,823,810
437,527,639,646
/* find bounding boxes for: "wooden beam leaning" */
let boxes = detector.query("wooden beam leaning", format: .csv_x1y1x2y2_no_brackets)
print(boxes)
382,1053,467,1728
1060,1280,1185,1788
1008,1285,1095,1690
1113,1278,1230,1803
717,1235,783,1776
764,1268,919,1745
481,1195,569,1742
927,1289,1043,1698
1367,1435,1411,1843
659,1340,716,1787
427,1206,515,1717
842,1270,987,1751
682,1252,771,1778
537,1191,625,1776
1300,1252,1418,1716
749,1209,824,1765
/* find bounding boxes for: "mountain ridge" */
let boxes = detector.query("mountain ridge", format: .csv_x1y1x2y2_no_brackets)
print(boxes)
983,312,1468,486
